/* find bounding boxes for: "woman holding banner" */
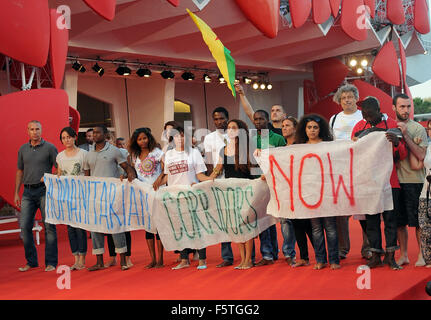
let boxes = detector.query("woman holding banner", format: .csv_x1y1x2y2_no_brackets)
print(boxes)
56,127,88,270
211,119,256,269
156,124,214,270
128,127,165,269
295,114,340,270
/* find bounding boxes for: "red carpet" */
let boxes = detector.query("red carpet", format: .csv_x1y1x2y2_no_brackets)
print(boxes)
0,218,430,300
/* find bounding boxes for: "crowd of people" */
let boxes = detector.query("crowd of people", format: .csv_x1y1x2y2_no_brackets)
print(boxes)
14,83,431,274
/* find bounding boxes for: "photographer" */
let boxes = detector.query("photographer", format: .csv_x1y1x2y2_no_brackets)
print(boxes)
351,97,407,270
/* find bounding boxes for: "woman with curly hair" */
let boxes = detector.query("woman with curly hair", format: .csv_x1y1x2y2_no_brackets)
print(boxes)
293,114,340,270
128,127,165,268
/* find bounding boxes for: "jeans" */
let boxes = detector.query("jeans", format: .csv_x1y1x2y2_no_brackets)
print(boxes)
20,186,58,267
180,248,206,260
259,224,279,261
311,217,339,264
108,232,131,256
280,218,296,258
366,188,400,254
336,215,350,257
67,225,87,255
221,242,233,263
291,219,313,260
91,232,127,255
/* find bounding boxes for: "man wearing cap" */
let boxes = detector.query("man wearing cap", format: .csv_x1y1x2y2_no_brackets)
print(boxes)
351,96,407,270
15,120,58,272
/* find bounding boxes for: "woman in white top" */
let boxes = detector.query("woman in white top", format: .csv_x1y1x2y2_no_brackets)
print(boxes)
155,124,213,270
56,127,88,270
128,127,165,268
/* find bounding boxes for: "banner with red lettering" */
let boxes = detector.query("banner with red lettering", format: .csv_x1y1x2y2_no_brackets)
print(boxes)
259,132,394,219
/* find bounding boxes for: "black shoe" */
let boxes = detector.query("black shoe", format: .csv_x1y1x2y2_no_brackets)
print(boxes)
216,261,233,268
367,252,383,268
383,252,402,270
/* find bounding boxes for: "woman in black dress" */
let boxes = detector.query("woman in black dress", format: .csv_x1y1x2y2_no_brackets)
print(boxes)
211,119,255,269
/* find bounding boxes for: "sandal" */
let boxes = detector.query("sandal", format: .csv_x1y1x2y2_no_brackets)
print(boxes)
313,263,326,270
293,259,309,267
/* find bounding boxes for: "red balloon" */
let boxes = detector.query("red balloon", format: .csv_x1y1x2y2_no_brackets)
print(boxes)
0,0,50,67
329,0,341,17
414,0,430,34
289,0,312,28
0,89,69,209
167,0,180,6
313,58,349,99
69,107,81,134
312,0,331,24
234,0,280,38
49,9,69,89
387,0,405,25
372,41,401,87
340,0,368,41
82,0,116,21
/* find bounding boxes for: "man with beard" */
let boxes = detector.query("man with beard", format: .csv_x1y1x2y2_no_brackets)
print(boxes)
235,83,286,136
393,93,428,267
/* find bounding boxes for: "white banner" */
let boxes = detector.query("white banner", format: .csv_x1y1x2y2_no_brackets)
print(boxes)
44,175,275,251
259,132,394,219
154,178,274,251
44,175,158,234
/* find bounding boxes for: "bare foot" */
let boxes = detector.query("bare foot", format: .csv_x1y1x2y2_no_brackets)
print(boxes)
87,264,105,271
397,255,410,266
293,259,309,268
155,262,164,268
145,261,156,269
172,261,190,270
105,258,117,267
126,257,134,268
415,255,426,267
330,263,341,270
313,263,326,270
240,262,254,269
426,264,431,268
235,262,244,269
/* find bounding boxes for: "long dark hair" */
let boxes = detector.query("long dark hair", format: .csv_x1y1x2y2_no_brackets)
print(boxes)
129,127,157,158
294,114,333,144
227,119,251,173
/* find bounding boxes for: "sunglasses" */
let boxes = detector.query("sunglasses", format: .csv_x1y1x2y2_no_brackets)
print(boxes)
133,127,151,134
304,116,321,123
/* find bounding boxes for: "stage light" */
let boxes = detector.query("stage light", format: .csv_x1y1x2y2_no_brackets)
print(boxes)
203,74,211,83
252,82,259,90
243,77,252,84
181,71,195,81
360,59,368,67
92,63,104,77
349,59,357,67
136,68,152,77
267,83,273,90
72,61,86,73
356,67,363,74
260,83,266,90
218,74,226,84
161,70,175,79
116,65,131,76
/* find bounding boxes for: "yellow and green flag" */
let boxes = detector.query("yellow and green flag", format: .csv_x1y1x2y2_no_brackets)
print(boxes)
187,9,236,97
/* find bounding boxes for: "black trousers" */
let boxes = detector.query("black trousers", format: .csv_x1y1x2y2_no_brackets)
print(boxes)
107,232,131,256
365,188,400,254
291,219,314,260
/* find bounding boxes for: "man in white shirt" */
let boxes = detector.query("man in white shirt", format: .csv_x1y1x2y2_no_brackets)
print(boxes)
203,107,234,267
330,84,369,261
